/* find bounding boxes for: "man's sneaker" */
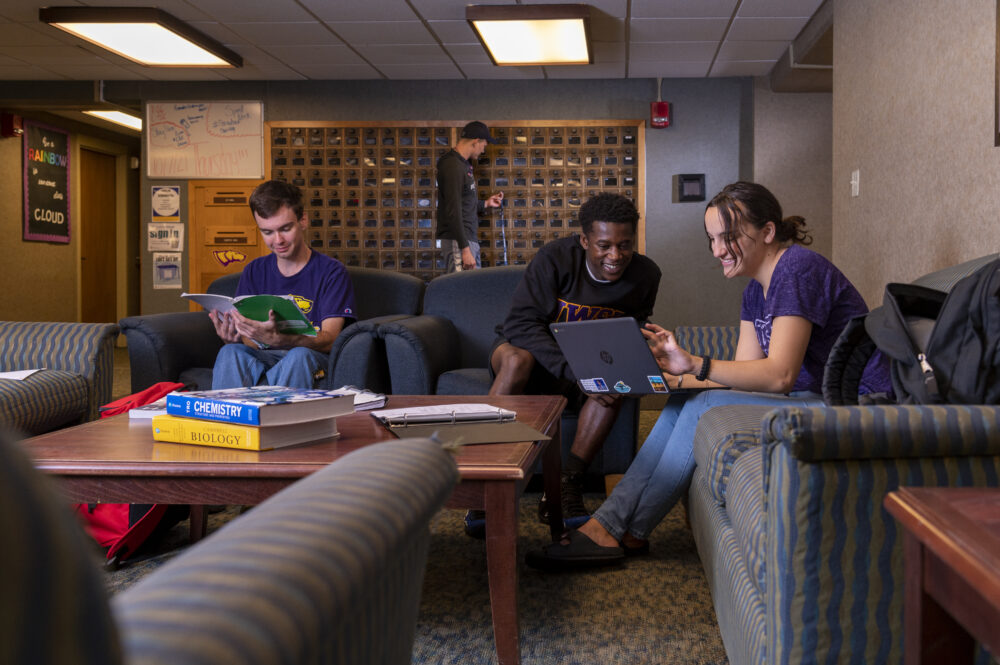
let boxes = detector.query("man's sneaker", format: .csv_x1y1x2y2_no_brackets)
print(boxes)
463,509,486,539
561,470,589,528
536,472,590,528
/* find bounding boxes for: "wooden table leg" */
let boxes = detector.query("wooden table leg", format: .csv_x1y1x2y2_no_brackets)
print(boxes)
189,504,208,542
902,531,975,665
485,480,520,665
542,422,563,541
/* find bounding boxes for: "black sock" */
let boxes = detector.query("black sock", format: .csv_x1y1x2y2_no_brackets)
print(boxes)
564,452,588,476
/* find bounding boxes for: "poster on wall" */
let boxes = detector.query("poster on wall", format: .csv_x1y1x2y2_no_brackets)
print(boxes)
151,185,181,221
148,223,184,251
152,252,183,289
23,121,70,243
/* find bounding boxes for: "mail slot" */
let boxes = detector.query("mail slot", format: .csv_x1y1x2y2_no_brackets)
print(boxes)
205,227,256,246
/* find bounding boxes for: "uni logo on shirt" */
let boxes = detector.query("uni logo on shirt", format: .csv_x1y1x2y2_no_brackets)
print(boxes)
292,295,313,314
555,299,624,322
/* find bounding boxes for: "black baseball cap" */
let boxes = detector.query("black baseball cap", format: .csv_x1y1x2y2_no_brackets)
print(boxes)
460,121,498,144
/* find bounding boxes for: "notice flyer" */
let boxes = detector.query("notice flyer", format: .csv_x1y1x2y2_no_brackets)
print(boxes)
151,185,181,221
152,252,183,289
148,222,184,251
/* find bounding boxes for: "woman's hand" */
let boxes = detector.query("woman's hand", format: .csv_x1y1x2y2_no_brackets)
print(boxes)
641,323,699,376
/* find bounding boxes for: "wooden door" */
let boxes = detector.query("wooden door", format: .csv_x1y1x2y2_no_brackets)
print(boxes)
80,148,117,323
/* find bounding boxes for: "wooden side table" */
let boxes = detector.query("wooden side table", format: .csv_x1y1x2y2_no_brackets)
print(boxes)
884,487,1000,665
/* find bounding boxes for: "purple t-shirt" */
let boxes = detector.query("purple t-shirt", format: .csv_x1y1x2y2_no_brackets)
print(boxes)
236,251,356,328
740,244,890,394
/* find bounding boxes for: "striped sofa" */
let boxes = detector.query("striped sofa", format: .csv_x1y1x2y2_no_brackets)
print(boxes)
0,321,119,435
0,435,458,665
685,254,1000,665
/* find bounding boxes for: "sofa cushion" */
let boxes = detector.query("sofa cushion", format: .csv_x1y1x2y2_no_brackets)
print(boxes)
0,370,89,436
728,446,766,596
693,404,771,505
435,368,491,395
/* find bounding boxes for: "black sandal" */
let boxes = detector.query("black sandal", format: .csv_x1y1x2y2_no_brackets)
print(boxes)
525,529,625,571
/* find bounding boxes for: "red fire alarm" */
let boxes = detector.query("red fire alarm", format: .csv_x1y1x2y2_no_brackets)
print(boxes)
650,101,670,128
1,112,23,138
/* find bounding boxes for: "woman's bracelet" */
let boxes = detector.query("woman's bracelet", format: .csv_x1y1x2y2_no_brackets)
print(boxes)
676,373,684,389
695,356,712,382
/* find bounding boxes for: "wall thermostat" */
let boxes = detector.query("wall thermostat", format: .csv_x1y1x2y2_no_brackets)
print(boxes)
677,174,706,202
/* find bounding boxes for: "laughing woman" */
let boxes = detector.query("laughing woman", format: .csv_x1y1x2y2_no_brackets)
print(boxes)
527,181,890,570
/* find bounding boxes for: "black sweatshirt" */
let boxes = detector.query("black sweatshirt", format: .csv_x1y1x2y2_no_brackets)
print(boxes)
435,149,485,248
501,235,662,382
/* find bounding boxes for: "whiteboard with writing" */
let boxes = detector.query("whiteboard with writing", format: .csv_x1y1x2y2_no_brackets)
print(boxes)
146,101,264,179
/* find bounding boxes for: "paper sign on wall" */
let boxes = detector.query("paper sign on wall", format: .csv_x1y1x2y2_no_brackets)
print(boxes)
152,252,183,290
151,186,181,221
148,223,184,251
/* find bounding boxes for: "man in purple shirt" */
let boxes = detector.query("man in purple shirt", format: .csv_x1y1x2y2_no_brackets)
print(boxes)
209,180,356,389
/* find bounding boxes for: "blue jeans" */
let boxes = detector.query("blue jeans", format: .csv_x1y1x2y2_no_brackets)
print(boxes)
592,389,823,541
211,344,329,390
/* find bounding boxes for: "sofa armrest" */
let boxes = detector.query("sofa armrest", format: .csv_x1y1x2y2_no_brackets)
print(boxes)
762,404,1000,462
380,315,461,394
113,438,458,665
673,325,739,362
0,321,119,420
325,316,415,392
119,313,223,393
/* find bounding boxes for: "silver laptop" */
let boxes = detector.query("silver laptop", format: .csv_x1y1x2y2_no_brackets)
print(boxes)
549,317,669,395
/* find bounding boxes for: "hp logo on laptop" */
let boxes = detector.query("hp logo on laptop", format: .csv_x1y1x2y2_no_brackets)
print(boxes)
600,350,614,364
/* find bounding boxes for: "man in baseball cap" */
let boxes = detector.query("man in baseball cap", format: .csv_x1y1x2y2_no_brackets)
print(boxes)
460,120,499,144
436,121,504,272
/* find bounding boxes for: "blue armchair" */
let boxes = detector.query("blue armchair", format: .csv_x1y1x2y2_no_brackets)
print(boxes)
119,266,425,393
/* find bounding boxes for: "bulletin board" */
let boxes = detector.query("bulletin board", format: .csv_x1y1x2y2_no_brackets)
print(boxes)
23,120,71,243
146,101,264,179
265,120,644,281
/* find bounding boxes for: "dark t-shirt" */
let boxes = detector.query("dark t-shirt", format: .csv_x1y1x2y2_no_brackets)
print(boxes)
236,251,356,328
740,244,890,394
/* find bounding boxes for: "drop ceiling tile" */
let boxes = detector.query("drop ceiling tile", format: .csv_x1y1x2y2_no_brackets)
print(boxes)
191,0,315,23
410,0,485,22
460,63,546,79
630,18,729,42
628,61,710,77
592,41,626,61
0,64,68,79
226,22,341,46
354,43,451,65
428,20,479,43
329,21,436,45
265,44,366,66
135,68,230,80
717,40,787,61
545,62,626,78
0,44,110,65
292,63,384,79
736,0,824,18
220,64,307,80
727,16,808,41
631,41,717,62
590,15,625,41
378,63,464,79
445,44,492,64
710,60,775,76
32,63,145,80
0,22,65,46
298,0,418,21
632,0,737,19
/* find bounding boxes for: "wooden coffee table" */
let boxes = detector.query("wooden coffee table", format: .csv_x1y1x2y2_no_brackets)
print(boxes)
22,394,565,665
884,486,1000,665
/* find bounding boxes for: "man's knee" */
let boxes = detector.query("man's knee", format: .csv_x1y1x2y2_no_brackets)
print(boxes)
492,344,535,379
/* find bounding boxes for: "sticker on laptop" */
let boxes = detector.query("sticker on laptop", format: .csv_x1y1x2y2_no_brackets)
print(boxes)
580,378,609,392
647,375,668,393
613,380,631,393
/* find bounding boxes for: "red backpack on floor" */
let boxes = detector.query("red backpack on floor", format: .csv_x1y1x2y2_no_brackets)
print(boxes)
74,381,188,569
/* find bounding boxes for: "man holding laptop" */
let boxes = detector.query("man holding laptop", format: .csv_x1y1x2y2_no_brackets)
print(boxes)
487,192,662,528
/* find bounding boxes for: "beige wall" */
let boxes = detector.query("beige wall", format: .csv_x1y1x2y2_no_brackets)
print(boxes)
834,0,1000,305
753,77,833,259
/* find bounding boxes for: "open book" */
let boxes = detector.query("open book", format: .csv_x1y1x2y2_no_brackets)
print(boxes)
182,293,317,336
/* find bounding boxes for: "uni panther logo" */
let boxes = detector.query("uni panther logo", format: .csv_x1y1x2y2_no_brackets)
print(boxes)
291,295,313,314
600,350,614,364
213,249,248,267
